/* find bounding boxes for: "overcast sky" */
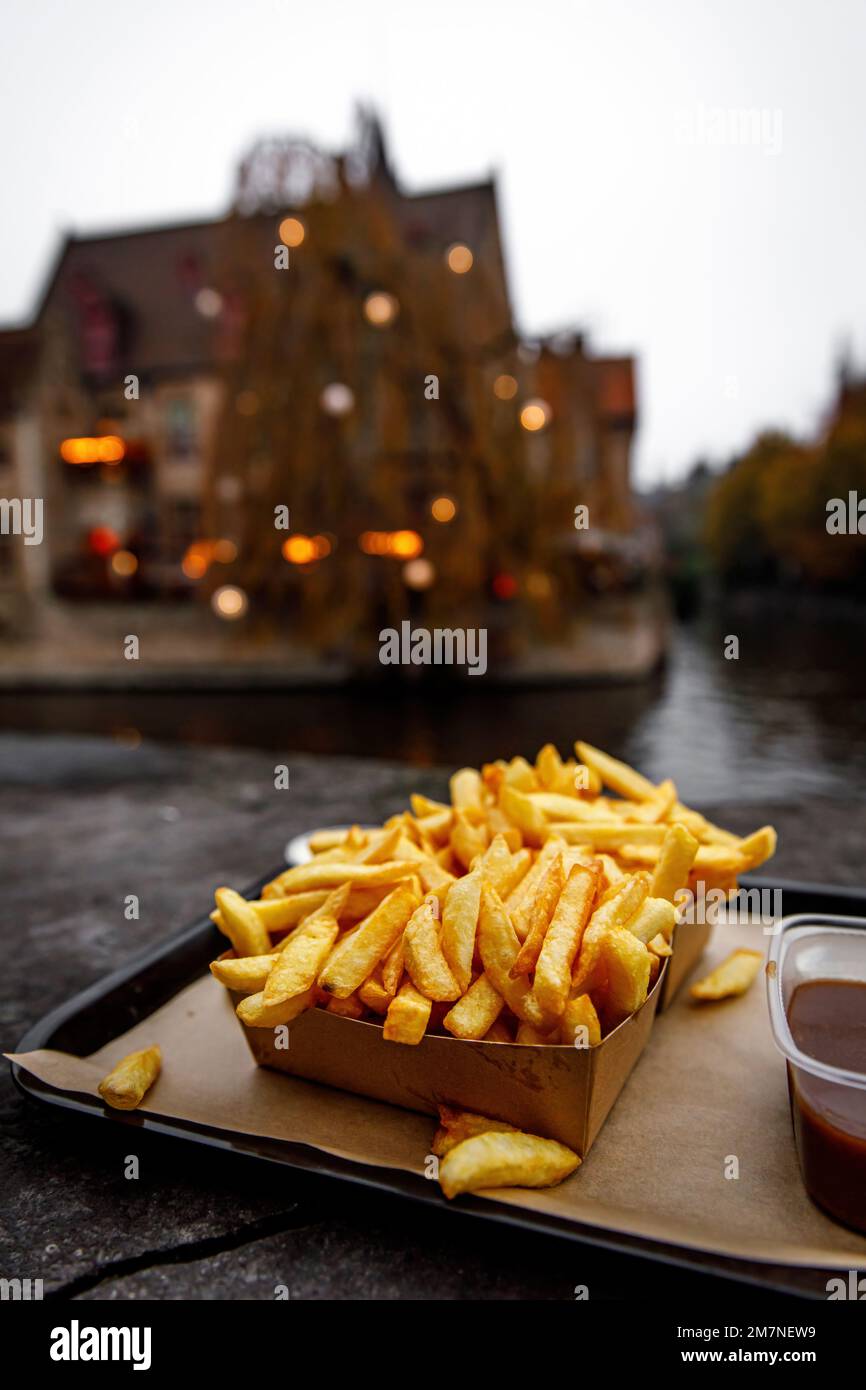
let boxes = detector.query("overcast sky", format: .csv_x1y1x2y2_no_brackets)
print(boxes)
2,0,864,485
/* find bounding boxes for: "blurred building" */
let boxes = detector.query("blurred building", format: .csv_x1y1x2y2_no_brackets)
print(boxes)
0,111,640,667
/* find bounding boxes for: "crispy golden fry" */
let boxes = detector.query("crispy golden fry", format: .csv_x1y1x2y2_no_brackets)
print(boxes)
626,778,678,824
326,992,365,1018
415,809,454,845
264,916,340,1005
499,784,548,846
237,986,315,1028
443,973,505,1039
574,741,656,801
212,890,328,935
214,887,271,957
505,836,564,917
478,887,547,1028
97,1045,161,1111
403,896,461,1001
411,793,450,818
308,828,354,853
438,1129,580,1199
570,874,650,996
690,949,764,1001
620,842,744,874
482,1016,514,1043
515,1021,558,1044
596,854,625,893
432,1107,517,1156
622,895,677,945
440,869,481,995
353,825,403,864
601,928,652,1021
535,742,565,790
560,993,601,1047
510,853,565,974
545,822,669,848
648,952,661,987
358,972,393,1015
271,860,417,894
209,954,275,992
650,823,700,901
503,756,537,791
736,826,777,871
450,811,488,871
450,767,484,813
484,805,522,853
528,791,604,823
477,834,513,894
381,932,405,996
647,932,673,957
318,883,420,999
533,863,599,1025
382,978,432,1044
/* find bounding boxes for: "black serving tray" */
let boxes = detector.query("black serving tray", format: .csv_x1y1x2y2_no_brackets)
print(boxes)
10,872,866,1300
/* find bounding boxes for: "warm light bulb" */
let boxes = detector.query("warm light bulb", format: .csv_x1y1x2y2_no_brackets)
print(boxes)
430,496,456,523
493,374,518,401
211,585,248,619
363,291,399,327
279,216,306,248
446,243,473,274
111,550,138,577
520,399,551,431
403,558,435,589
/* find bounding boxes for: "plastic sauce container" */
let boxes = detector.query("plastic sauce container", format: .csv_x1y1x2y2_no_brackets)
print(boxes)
767,914,866,1233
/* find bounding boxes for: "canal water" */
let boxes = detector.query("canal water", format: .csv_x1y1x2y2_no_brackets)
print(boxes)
1,594,864,804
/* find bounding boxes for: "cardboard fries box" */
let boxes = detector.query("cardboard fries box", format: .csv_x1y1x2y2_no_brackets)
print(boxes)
658,917,712,1010
229,962,665,1157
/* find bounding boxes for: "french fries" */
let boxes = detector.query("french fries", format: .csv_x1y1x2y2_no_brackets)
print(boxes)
97,1045,161,1111
690,948,764,1001
437,1125,580,1199
208,740,775,1051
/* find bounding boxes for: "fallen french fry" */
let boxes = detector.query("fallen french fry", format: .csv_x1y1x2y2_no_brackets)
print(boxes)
97,1046,161,1111
438,1129,580,1199
432,1107,518,1157
690,949,764,1001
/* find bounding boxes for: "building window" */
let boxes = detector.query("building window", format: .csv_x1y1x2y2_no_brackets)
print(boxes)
166,396,197,459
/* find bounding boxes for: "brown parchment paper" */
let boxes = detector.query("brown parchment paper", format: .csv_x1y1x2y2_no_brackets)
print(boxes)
10,920,866,1269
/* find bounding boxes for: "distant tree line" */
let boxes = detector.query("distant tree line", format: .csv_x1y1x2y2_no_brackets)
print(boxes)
704,382,866,588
